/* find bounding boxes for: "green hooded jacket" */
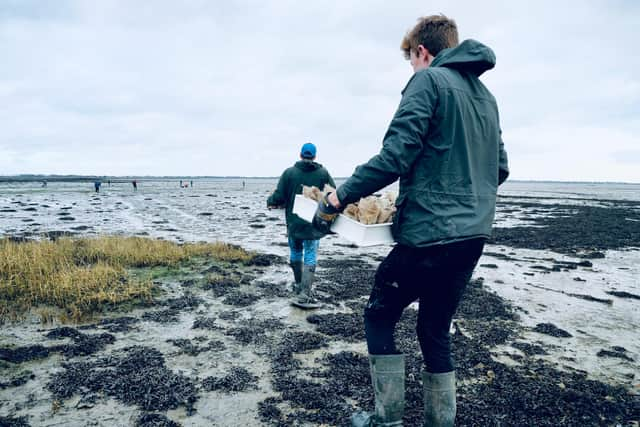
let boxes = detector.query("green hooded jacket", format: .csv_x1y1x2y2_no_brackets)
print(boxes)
268,160,336,240
336,39,509,247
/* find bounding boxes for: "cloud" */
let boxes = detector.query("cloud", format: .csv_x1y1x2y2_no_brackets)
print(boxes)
0,0,639,182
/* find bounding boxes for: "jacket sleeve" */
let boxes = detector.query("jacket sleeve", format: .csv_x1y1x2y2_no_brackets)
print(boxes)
267,169,288,207
336,73,437,205
327,171,336,189
498,130,509,185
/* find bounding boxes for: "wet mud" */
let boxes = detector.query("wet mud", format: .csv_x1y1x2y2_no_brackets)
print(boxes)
2,185,638,427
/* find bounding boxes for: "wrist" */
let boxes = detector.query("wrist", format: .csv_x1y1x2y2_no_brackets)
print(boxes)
328,192,341,209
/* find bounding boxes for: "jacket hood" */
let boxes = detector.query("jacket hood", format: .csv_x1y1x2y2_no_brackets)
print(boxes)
431,39,496,76
295,159,322,172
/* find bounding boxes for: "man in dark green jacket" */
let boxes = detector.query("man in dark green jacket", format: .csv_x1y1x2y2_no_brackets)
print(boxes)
268,142,335,309
316,15,509,427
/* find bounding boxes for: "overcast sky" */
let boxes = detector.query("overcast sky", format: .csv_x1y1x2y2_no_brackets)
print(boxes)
1,0,639,182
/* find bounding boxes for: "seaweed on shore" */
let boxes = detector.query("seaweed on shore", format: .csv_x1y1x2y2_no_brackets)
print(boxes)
48,346,198,413
257,255,638,426
46,326,116,357
491,201,640,253
0,415,30,427
532,323,573,338
201,367,259,393
0,371,35,389
135,413,182,427
167,338,225,355
0,328,115,364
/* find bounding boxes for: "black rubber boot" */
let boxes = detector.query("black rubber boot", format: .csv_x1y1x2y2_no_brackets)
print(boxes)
291,265,321,309
290,261,302,295
351,354,405,426
423,371,456,427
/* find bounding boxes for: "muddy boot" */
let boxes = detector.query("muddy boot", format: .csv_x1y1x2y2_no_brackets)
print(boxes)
422,371,456,427
291,265,321,309
290,261,302,295
351,354,405,426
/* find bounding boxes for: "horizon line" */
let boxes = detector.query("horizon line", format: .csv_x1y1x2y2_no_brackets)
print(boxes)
0,174,638,185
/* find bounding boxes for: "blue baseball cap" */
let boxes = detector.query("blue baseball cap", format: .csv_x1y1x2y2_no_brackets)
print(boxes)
300,142,316,159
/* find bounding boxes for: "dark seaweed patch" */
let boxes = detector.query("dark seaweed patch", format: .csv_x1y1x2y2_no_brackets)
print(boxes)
315,259,377,301
491,202,640,253
222,291,260,307
202,276,240,297
606,290,640,300
98,316,140,333
457,279,518,321
0,345,50,363
163,293,203,310
511,341,549,356
596,348,635,362
244,253,285,267
45,327,116,357
201,367,258,393
167,338,225,356
254,280,290,298
48,346,197,413
0,415,30,427
191,317,220,330
135,413,181,427
0,371,35,389
532,323,573,338
306,312,365,342
142,309,180,323
217,310,240,321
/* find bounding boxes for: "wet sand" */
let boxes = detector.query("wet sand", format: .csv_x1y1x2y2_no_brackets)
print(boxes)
1,180,639,426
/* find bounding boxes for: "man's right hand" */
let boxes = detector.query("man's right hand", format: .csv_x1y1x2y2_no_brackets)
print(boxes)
312,193,341,234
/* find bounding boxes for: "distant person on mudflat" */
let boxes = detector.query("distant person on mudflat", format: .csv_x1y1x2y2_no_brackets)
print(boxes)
311,15,509,427
94,180,101,193
132,180,137,191
267,142,335,309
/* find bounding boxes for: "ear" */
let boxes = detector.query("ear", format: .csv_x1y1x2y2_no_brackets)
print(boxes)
417,45,430,59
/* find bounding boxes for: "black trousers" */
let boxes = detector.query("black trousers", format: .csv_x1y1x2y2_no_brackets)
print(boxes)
364,238,484,373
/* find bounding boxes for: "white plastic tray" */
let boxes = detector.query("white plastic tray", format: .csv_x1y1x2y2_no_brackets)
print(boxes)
292,195,394,247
